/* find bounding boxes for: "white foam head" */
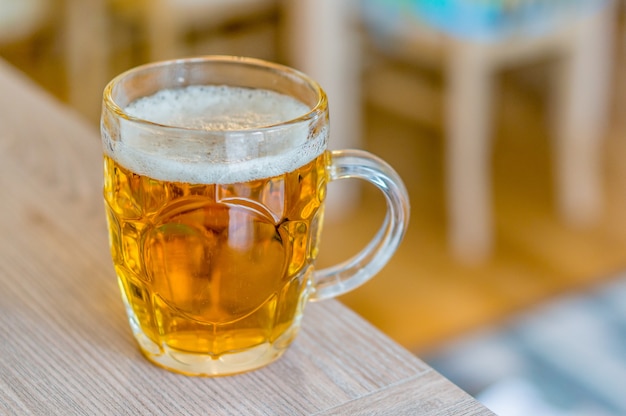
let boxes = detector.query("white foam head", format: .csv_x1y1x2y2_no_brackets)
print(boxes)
104,85,327,184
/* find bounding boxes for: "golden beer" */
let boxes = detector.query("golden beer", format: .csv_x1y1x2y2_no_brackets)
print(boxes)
104,150,328,374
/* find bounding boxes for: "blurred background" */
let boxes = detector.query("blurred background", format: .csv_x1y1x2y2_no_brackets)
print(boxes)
2,0,626,414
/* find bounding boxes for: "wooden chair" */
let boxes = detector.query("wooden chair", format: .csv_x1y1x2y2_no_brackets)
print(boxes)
359,0,617,261
63,0,277,122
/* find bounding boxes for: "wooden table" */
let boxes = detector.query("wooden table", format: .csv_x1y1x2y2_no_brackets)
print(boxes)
0,59,493,415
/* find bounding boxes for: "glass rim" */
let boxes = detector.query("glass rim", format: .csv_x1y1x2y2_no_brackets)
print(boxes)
102,55,328,133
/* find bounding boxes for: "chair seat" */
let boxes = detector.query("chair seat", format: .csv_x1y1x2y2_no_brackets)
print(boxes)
154,0,276,28
362,0,610,41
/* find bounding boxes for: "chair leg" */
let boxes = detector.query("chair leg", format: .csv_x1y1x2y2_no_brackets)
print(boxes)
145,1,182,61
553,5,615,226
64,0,109,123
283,0,364,221
445,41,495,262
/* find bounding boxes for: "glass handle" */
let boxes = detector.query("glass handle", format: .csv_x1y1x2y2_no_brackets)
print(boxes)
310,149,411,301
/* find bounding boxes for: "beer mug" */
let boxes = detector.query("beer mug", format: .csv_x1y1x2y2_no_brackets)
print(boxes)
101,56,410,376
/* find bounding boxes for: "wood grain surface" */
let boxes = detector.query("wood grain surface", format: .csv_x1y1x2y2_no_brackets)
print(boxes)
0,59,493,415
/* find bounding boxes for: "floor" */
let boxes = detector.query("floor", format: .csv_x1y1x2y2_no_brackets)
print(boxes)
427,274,626,415
4,8,626,414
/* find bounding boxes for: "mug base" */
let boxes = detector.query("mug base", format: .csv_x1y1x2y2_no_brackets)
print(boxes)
140,342,285,377
130,321,300,377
